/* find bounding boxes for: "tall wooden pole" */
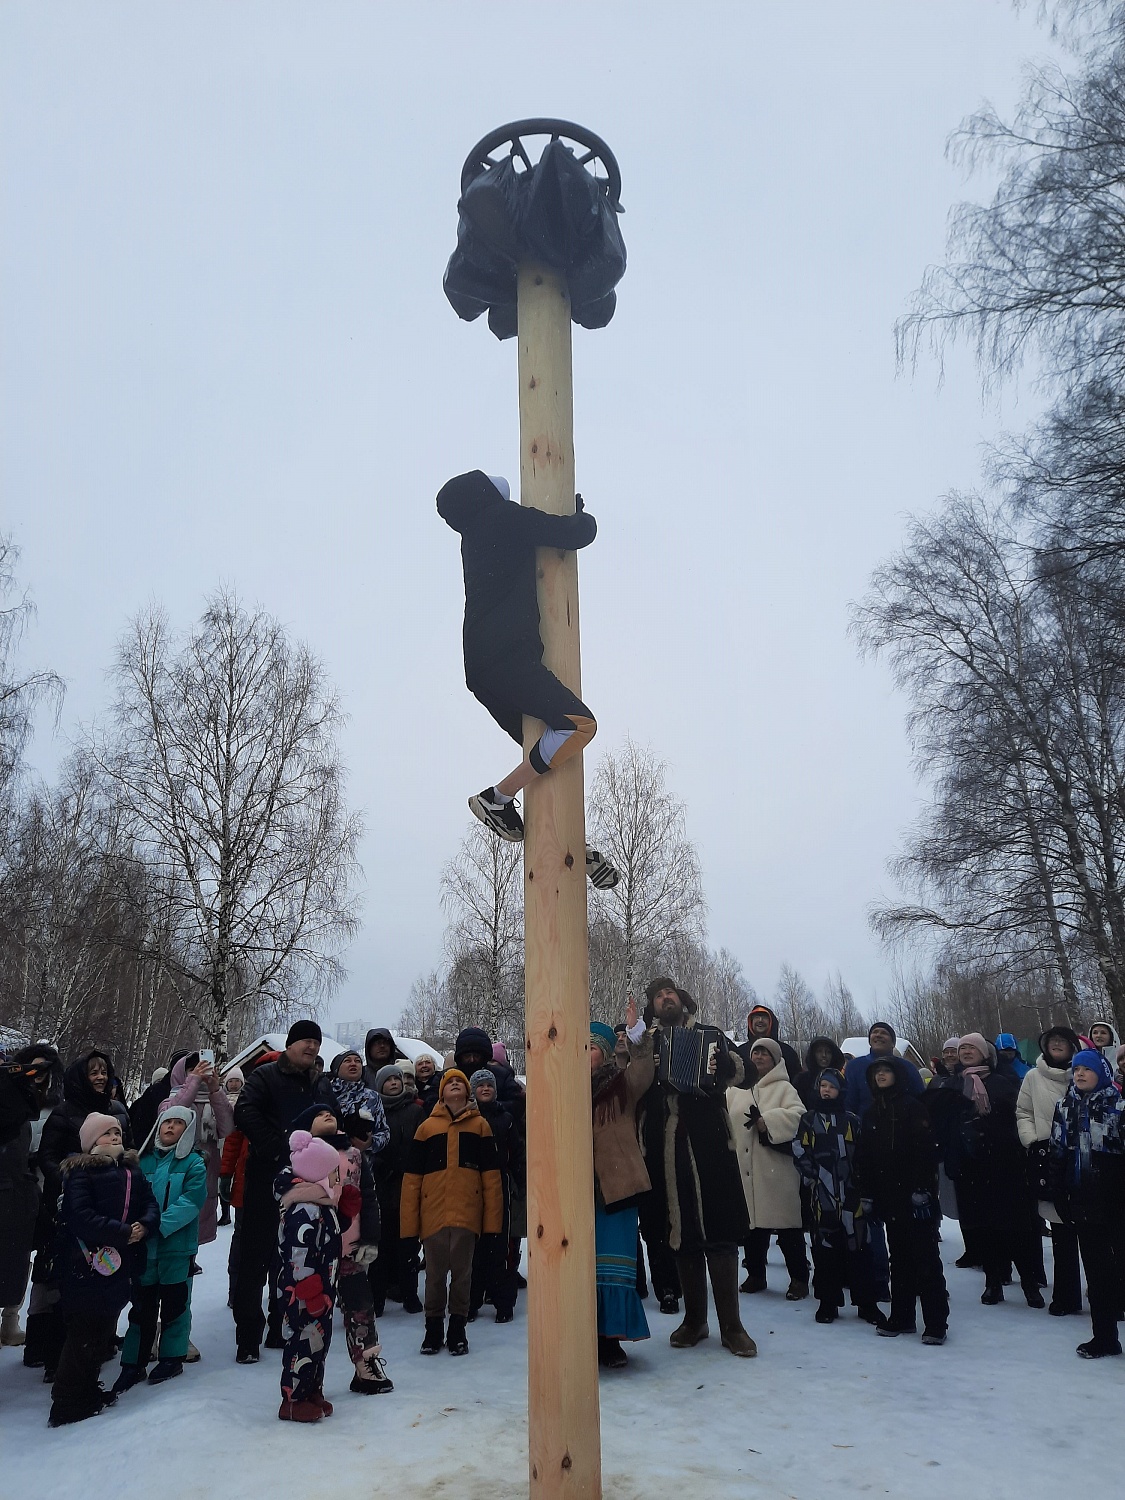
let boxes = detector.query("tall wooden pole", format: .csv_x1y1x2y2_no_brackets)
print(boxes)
518,261,602,1500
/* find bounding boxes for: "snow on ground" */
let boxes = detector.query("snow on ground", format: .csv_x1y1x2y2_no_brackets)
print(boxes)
2,1221,1119,1500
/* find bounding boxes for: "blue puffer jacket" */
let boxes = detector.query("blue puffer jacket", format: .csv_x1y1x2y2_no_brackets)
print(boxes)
52,1150,159,1315
995,1034,1031,1080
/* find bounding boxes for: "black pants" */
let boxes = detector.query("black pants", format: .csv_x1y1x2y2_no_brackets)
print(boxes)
885,1213,949,1333
51,1311,118,1421
232,1169,281,1350
744,1228,809,1285
470,1234,517,1317
811,1230,877,1309
638,1194,681,1302
981,1215,1042,1293
124,1281,190,1365
467,647,595,773
1049,1221,1082,1311
369,1185,419,1311
1077,1223,1125,1348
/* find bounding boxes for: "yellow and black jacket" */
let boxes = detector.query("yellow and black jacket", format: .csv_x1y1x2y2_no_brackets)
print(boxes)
400,1097,503,1240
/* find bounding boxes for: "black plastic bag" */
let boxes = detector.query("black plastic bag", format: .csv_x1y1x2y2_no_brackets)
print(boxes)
444,132,626,340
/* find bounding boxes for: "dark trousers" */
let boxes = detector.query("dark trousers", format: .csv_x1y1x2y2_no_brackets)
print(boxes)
638,1194,681,1302
470,1234,517,1317
227,1209,242,1303
885,1213,949,1333
232,1169,281,1350
1077,1223,1125,1348
122,1281,191,1365
51,1311,118,1421
811,1230,876,1309
981,1215,1042,1293
423,1227,477,1319
744,1228,809,1285
369,1185,419,1311
1049,1220,1082,1312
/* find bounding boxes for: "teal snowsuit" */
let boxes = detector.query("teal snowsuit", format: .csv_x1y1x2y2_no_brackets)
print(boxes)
121,1136,207,1363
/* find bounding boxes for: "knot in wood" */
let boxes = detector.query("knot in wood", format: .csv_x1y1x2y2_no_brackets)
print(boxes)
548,1025,557,1040
564,852,574,869
536,1224,544,1239
561,1454,573,1471
561,1237,569,1248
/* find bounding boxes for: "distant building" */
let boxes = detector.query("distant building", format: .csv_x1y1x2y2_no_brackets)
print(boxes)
335,1020,369,1051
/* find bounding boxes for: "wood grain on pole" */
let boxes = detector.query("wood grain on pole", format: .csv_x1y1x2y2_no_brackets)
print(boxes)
517,261,602,1500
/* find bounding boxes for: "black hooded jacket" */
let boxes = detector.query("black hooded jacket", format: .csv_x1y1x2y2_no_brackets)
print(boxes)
362,1028,407,1091
853,1058,940,1218
436,470,597,671
736,1006,802,1085
38,1053,133,1201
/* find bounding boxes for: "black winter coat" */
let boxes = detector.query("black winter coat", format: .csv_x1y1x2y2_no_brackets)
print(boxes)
436,470,597,671
52,1150,159,1315
233,1054,320,1178
374,1096,425,1185
638,1020,751,1253
795,1037,848,1111
39,1055,133,1205
853,1062,940,1220
931,1068,1031,1229
0,1072,42,1305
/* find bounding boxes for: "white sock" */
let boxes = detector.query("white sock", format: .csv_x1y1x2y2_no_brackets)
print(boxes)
487,787,513,805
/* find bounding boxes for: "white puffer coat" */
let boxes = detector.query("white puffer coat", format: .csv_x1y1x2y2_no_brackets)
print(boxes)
727,1039,804,1231
1016,1055,1070,1224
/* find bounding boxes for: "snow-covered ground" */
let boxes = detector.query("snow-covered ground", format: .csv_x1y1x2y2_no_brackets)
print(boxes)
2,1221,1118,1500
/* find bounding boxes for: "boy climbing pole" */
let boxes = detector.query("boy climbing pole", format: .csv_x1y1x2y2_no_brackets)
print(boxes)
436,468,618,889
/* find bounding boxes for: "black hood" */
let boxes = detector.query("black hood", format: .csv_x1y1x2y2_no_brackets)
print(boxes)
436,470,506,533
803,1036,846,1074
866,1055,909,1099
364,1028,406,1067
62,1051,117,1116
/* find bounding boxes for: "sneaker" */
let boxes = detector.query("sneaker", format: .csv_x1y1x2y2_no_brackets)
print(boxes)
659,1294,680,1315
468,791,524,842
921,1329,947,1346
148,1358,184,1385
350,1369,395,1394
1077,1339,1122,1359
585,847,620,890
876,1320,917,1338
420,1318,444,1355
446,1315,469,1355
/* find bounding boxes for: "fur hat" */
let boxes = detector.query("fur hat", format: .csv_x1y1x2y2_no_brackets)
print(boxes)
469,1068,497,1097
288,1130,340,1187
80,1112,122,1153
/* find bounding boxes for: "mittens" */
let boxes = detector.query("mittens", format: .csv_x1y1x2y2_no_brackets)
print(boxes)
293,1274,330,1316
338,1184,362,1222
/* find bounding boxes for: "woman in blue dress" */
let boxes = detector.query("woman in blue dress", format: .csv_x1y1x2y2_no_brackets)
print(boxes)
591,1000,653,1368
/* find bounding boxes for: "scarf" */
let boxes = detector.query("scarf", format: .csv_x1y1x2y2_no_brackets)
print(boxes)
329,1074,381,1117
591,1061,628,1127
961,1064,992,1116
1051,1081,1125,1190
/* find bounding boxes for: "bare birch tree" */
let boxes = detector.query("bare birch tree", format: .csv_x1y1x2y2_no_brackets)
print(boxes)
88,591,362,1054
439,821,524,1046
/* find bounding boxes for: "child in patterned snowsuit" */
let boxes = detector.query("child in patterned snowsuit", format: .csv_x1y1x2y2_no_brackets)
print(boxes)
275,1130,347,1422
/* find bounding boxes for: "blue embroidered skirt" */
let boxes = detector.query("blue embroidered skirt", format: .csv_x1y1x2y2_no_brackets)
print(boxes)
595,1200,650,1342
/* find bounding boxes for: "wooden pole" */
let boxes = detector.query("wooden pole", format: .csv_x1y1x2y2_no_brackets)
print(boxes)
518,261,602,1500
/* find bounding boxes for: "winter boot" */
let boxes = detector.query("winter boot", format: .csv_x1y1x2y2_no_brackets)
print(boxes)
706,1249,757,1357
350,1349,394,1393
420,1317,444,1355
857,1304,889,1330
785,1279,810,1301
1022,1283,1046,1309
980,1285,1004,1305
814,1301,838,1324
669,1254,709,1348
597,1336,628,1368
278,1398,322,1422
311,1388,333,1416
148,1358,184,1384
112,1363,148,1394
1,1307,26,1346
401,1291,423,1314
740,1274,767,1293
1077,1338,1122,1359
446,1315,469,1355
921,1328,948,1346
184,1339,201,1363
658,1293,680,1315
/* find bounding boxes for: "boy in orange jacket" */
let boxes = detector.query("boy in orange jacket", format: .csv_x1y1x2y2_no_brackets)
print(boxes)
400,1069,502,1356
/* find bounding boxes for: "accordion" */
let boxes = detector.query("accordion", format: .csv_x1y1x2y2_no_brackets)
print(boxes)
653,1025,728,1097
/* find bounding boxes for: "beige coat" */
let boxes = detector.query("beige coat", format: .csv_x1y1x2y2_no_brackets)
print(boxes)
1016,1056,1070,1225
727,1041,804,1231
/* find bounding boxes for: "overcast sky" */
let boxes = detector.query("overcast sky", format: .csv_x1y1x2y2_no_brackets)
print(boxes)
1,2,1054,1033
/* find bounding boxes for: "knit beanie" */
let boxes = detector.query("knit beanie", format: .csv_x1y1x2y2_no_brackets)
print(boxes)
816,1068,844,1096
469,1069,497,1097
398,1058,416,1079
942,1037,961,1051
286,1019,322,1047
290,1102,339,1135
1072,1049,1114,1088
439,1068,470,1100
374,1065,403,1093
288,1130,340,1187
223,1066,244,1089
868,1021,897,1043
492,1042,509,1065
959,1032,995,1066
80,1111,122,1153
330,1049,363,1076
747,1036,782,1066
590,1023,617,1060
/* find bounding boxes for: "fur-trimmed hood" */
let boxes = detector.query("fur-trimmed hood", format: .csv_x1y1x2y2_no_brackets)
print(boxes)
59,1148,141,1175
